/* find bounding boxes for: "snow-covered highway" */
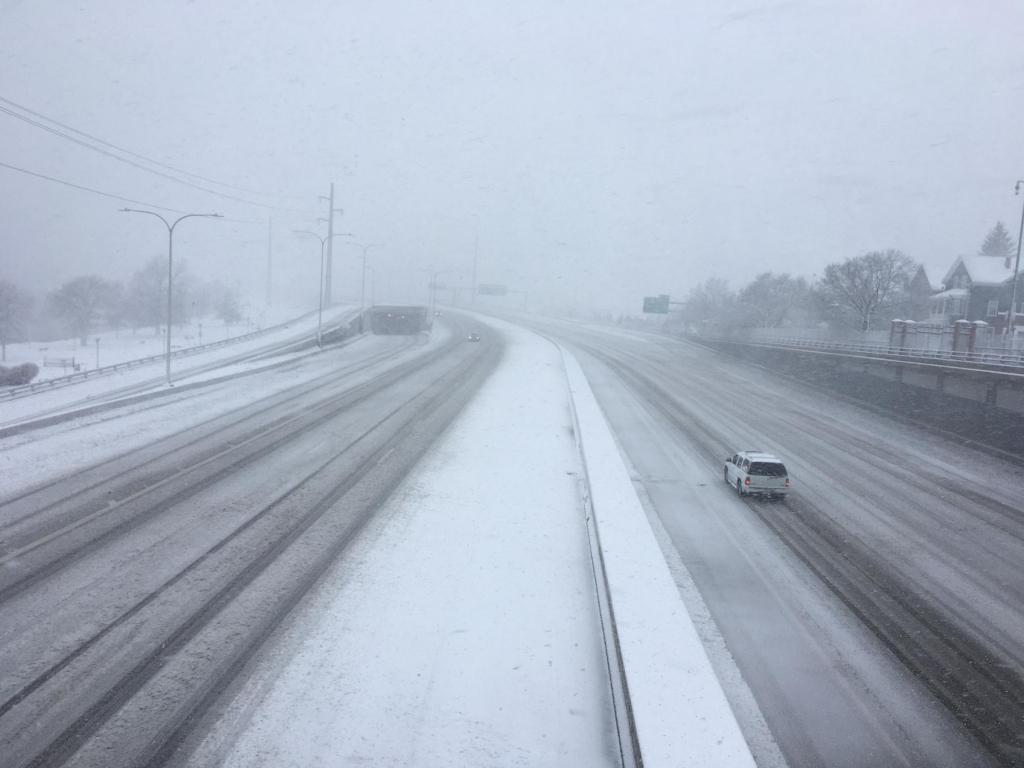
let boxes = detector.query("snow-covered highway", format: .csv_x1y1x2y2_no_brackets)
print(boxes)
0,317,502,767
509,314,1020,768
0,310,761,768
4,309,1019,767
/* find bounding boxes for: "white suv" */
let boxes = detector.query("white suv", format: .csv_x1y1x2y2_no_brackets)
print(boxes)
724,451,790,498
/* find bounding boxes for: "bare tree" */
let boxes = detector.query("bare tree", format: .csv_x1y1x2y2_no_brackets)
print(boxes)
47,275,112,344
214,287,242,328
683,277,736,331
815,249,916,331
104,281,128,337
738,272,807,328
0,280,33,362
127,257,190,334
190,278,216,320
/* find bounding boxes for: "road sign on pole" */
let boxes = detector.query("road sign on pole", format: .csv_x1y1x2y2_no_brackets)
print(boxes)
643,294,670,314
478,283,507,296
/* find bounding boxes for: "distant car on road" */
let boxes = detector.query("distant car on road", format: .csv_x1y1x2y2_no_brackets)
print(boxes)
468,333,481,342
434,310,443,316
724,450,789,498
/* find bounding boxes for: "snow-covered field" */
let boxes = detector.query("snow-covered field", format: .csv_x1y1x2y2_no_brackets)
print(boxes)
2,303,324,380
0,304,358,428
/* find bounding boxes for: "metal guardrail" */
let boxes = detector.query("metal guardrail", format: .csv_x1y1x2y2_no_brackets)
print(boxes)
704,334,1024,370
0,311,325,401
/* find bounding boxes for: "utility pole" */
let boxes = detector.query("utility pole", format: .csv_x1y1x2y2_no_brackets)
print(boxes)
1010,181,1024,337
266,217,273,306
340,241,385,332
325,184,335,307
295,228,353,346
319,184,343,307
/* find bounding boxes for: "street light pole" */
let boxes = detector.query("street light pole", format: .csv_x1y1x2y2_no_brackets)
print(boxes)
120,209,221,385
318,183,344,307
295,230,352,347
1010,181,1024,337
340,242,385,332
417,268,462,316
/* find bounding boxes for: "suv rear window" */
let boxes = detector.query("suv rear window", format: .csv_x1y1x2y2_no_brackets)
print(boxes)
748,462,787,477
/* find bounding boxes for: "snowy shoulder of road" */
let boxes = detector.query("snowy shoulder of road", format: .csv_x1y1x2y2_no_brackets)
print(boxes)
1,302,328,382
192,318,621,768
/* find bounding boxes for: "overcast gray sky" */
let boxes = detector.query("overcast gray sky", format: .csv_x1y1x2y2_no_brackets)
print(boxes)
2,0,1023,314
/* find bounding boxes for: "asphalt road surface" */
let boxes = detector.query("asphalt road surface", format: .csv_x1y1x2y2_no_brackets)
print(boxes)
0,317,500,768
511,316,1020,768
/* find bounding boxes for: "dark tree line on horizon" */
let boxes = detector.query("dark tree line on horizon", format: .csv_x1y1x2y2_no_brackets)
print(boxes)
672,222,1018,333
0,257,245,358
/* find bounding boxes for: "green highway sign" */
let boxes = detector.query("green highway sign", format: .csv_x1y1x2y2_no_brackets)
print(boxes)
643,294,670,314
478,284,507,296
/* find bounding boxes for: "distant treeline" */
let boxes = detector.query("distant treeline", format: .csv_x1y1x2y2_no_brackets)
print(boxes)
0,256,246,360
667,222,1019,334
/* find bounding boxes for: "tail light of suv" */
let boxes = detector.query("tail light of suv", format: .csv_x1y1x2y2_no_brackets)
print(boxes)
785,479,790,487
744,478,750,485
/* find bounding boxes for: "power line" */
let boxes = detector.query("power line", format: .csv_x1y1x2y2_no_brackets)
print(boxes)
0,159,264,224
0,159,190,213
0,101,318,215
0,95,310,200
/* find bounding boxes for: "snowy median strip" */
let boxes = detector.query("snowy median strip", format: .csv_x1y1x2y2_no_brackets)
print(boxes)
559,345,756,768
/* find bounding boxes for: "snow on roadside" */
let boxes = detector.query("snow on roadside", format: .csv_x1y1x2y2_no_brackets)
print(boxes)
2,302,324,381
194,320,620,768
0,305,358,426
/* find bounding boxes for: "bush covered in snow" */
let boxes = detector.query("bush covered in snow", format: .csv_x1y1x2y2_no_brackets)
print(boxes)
0,362,40,386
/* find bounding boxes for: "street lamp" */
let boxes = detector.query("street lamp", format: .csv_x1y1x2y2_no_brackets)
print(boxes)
340,242,385,332
294,230,352,346
1010,181,1024,336
120,208,222,385
416,269,463,316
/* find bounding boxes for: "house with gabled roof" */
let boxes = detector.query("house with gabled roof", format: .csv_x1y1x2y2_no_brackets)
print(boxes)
907,263,947,321
929,255,1017,325
910,263,946,294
